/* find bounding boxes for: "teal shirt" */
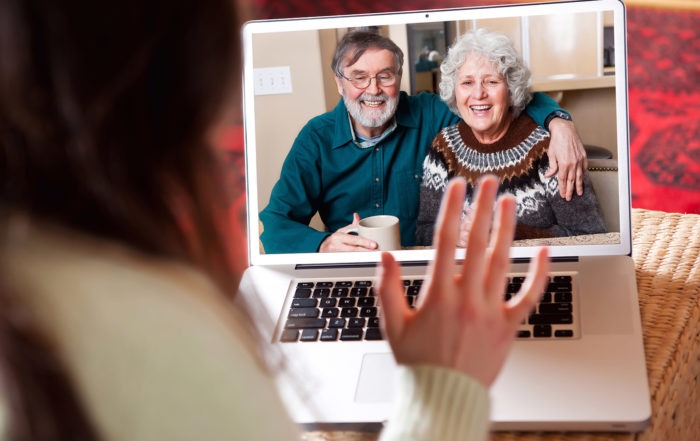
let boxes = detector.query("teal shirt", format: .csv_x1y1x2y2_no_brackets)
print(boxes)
260,91,564,254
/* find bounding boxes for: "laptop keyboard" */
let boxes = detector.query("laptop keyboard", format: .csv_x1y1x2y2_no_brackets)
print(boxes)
280,274,578,342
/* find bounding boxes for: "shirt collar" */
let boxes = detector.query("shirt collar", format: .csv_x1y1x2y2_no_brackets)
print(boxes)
331,91,419,149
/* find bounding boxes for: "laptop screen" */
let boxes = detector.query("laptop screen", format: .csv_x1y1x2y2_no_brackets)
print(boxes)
242,0,631,266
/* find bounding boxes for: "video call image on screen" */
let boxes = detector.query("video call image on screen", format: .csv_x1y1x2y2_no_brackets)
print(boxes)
251,8,622,254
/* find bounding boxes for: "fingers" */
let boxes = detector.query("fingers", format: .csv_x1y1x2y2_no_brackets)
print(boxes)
377,252,409,342
483,195,517,303
319,232,377,252
430,178,466,291
560,168,575,201
545,154,558,178
461,176,499,289
575,164,584,197
505,247,550,327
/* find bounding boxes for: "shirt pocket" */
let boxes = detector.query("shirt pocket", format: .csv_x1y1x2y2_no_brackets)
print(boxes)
391,168,422,222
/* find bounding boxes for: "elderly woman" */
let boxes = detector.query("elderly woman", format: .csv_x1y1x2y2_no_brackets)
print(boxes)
416,29,607,246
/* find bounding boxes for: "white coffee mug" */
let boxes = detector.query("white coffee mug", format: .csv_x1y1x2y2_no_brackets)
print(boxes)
346,215,401,251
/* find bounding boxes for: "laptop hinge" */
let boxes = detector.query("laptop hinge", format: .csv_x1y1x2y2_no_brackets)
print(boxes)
295,261,430,270
297,257,578,270
511,256,579,264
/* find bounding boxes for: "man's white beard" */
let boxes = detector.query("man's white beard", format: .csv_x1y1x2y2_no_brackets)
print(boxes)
343,91,398,129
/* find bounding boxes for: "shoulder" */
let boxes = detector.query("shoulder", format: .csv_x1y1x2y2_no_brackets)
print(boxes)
1,222,298,441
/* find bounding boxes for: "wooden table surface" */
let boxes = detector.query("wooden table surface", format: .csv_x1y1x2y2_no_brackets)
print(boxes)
303,209,700,441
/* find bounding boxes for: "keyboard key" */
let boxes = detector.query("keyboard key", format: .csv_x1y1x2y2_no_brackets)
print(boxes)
507,283,521,293
407,285,421,295
368,317,380,328
329,318,346,328
297,282,314,288
555,330,574,338
368,287,375,297
358,297,375,307
313,288,330,298
553,275,572,283
332,287,349,297
349,318,366,328
405,296,415,307
288,308,319,319
529,314,573,325
320,298,337,308
402,280,411,286
512,276,526,284
300,329,319,342
354,281,372,287
339,298,356,308
360,307,377,317
517,330,531,338
280,329,299,342
533,325,552,337
340,329,364,341
541,292,552,303
539,303,572,314
341,307,359,318
292,298,317,308
294,288,312,298
320,328,339,341
321,308,339,318
351,287,368,297
554,292,572,303
365,328,384,340
316,281,333,288
336,281,353,287
548,282,572,292
285,318,326,329
412,280,423,286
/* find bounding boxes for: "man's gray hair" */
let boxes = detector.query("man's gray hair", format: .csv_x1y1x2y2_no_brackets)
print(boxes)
331,30,404,77
439,28,532,118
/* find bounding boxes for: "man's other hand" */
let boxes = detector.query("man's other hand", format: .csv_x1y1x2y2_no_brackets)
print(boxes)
546,118,588,201
319,213,378,252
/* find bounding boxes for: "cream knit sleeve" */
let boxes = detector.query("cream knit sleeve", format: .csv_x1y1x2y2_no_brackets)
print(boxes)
380,365,490,441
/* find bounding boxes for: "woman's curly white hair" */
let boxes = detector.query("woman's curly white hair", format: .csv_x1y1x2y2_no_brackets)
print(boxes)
439,28,532,118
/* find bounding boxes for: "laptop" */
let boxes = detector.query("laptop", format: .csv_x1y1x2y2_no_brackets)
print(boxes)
238,0,651,431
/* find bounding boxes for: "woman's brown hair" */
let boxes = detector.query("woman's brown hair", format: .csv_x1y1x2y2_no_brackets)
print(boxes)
0,0,242,438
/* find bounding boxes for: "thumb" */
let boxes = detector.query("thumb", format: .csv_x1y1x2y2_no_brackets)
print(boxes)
544,155,557,178
338,212,361,233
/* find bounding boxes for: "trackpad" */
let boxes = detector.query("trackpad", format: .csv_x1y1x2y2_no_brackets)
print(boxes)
354,353,396,403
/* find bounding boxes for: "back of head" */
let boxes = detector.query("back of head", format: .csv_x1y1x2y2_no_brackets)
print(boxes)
0,1,240,439
331,30,404,77
0,0,238,266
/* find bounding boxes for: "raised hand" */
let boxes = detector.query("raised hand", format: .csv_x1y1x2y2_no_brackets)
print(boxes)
376,176,549,386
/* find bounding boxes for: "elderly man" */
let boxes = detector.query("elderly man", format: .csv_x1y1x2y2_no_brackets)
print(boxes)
260,30,586,254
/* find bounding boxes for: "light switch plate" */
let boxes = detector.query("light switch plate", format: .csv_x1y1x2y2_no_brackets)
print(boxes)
253,66,293,95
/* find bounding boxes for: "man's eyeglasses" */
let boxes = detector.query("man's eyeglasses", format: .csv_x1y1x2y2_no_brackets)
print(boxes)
340,71,398,89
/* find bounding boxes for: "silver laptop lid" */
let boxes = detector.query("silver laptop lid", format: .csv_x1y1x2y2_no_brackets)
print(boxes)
242,0,631,267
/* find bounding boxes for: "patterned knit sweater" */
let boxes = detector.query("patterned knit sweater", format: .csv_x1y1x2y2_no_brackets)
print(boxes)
416,114,607,245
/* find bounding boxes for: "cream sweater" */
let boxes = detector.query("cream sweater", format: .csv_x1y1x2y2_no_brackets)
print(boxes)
0,220,489,441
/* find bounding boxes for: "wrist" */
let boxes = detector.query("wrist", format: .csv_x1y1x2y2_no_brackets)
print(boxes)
544,110,572,131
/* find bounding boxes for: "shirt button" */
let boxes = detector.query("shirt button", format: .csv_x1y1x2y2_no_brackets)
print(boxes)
375,177,379,182
414,174,419,179
375,148,379,152
375,203,380,208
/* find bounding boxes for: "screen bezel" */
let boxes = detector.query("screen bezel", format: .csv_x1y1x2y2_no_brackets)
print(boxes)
242,0,631,266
